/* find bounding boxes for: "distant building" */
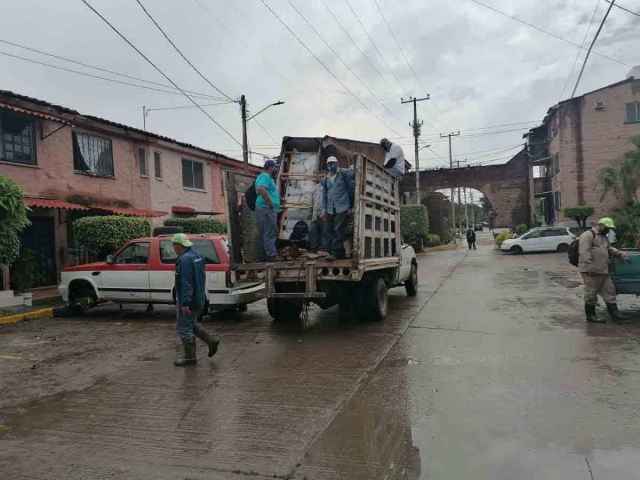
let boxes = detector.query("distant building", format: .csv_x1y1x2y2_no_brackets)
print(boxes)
0,89,260,295
526,77,640,225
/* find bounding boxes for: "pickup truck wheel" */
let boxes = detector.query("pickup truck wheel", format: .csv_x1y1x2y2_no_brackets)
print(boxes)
68,281,98,311
405,264,418,297
360,278,388,322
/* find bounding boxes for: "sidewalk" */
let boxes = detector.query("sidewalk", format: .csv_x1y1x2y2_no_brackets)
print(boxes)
0,297,64,325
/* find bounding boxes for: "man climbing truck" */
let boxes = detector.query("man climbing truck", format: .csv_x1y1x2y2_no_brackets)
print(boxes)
223,136,418,327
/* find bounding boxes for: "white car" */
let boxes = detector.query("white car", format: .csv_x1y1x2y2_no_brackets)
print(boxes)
501,227,575,254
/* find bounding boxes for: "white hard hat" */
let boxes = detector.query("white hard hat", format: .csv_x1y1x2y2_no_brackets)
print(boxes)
327,156,338,163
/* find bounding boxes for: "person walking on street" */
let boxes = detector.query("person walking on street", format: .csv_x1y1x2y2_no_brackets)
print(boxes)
308,179,328,256
380,138,406,178
255,159,282,262
579,218,630,323
466,228,477,250
322,156,355,260
172,233,220,367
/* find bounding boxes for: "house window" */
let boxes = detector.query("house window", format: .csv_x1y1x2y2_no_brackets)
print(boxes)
138,148,148,177
154,151,162,179
73,132,114,176
182,158,204,190
0,113,36,165
625,102,640,123
553,152,560,174
554,191,562,211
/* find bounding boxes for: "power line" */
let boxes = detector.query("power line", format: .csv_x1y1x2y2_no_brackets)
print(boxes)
81,0,241,146
221,0,339,108
0,38,229,102
390,120,540,139
282,0,405,133
571,0,617,97
558,0,602,101
254,118,279,145
258,0,402,136
318,0,401,99
469,0,628,67
134,0,234,102
372,0,448,129
605,0,640,17
0,50,223,100
146,101,231,112
344,0,446,129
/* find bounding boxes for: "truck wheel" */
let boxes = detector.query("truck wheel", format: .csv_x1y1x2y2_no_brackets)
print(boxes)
360,278,388,322
405,264,418,297
268,298,302,323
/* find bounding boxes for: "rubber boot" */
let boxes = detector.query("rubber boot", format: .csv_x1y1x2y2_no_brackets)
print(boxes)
606,303,629,323
174,339,197,366
585,304,604,323
194,325,220,358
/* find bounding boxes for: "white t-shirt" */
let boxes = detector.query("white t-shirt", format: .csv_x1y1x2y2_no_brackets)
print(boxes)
384,143,405,176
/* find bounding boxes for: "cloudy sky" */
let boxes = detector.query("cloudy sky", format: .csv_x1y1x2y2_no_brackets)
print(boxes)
1,0,639,170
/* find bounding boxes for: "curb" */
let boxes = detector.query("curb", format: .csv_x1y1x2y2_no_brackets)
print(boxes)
0,307,54,325
419,244,460,255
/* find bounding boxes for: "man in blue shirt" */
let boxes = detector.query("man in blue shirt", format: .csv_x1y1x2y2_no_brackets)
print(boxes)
255,159,282,262
171,233,220,367
321,156,355,260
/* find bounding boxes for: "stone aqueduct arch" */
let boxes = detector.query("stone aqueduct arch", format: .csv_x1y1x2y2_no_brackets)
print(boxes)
400,150,531,228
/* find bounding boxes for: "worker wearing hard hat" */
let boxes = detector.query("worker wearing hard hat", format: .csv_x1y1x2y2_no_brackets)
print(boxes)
321,156,355,260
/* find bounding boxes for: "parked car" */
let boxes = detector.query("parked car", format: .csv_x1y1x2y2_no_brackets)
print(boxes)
500,227,575,254
59,234,264,312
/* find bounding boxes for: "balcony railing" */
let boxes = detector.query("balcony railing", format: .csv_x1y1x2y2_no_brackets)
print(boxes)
534,177,553,196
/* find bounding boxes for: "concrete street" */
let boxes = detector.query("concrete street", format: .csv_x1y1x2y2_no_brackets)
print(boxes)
2,233,640,479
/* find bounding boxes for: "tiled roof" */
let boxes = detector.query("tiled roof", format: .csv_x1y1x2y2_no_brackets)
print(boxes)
25,198,90,211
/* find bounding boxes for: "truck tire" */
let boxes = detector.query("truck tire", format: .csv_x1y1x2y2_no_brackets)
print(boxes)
267,298,302,323
359,278,388,322
405,263,418,297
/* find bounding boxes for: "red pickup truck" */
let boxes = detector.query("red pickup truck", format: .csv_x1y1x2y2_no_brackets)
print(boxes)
59,234,264,312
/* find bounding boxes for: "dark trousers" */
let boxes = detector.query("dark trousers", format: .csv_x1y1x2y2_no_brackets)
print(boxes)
326,210,350,258
308,218,327,253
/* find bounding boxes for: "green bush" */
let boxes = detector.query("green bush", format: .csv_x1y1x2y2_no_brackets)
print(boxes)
612,204,640,248
74,216,151,258
425,234,441,247
514,223,528,236
0,175,31,267
563,205,595,228
400,205,429,243
495,232,512,247
10,248,37,292
164,217,227,234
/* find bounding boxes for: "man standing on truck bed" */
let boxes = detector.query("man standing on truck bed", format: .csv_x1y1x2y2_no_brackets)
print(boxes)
322,156,355,260
381,138,405,178
579,218,629,323
255,159,282,262
172,233,220,367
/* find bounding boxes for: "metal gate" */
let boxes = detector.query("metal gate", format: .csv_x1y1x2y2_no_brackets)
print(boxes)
20,217,57,287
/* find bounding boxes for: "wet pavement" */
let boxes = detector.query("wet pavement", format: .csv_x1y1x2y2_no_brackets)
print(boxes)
2,233,640,479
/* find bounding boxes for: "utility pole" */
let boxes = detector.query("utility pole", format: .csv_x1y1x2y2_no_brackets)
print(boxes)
240,95,249,172
463,187,469,231
440,132,460,235
402,96,429,204
470,190,475,226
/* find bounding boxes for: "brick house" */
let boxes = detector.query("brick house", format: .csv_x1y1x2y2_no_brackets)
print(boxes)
0,90,261,295
527,77,640,225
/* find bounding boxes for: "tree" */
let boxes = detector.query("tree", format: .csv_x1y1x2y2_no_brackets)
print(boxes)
598,136,640,247
479,195,492,219
563,206,595,229
0,175,30,269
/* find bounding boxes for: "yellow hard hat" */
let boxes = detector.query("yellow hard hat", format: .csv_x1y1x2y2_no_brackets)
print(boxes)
598,217,615,228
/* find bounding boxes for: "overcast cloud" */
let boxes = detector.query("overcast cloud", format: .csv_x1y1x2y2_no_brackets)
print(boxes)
1,0,639,170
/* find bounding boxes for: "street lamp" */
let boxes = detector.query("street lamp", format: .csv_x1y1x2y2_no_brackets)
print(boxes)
240,96,284,172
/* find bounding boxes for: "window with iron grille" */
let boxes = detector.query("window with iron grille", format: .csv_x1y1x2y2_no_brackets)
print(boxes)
554,152,560,173
625,102,640,123
138,147,148,177
154,151,162,179
0,113,36,165
182,158,204,190
73,132,114,176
